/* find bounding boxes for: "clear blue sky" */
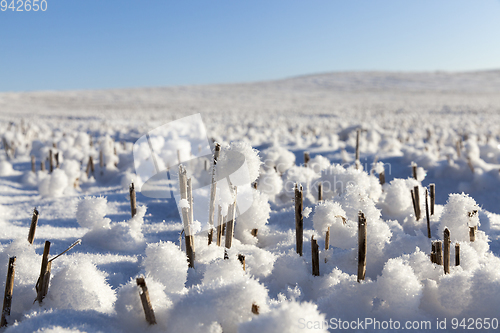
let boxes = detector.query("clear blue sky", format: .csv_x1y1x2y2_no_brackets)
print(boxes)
1,0,500,92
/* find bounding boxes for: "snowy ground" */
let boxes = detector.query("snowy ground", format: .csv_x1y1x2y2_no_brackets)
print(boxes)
0,71,500,332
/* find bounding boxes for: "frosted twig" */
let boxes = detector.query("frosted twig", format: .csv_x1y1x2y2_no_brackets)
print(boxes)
48,239,82,262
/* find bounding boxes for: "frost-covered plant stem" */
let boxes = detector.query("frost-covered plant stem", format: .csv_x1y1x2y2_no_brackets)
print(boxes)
208,143,220,245
435,241,443,265
49,150,53,173
28,208,39,245
357,212,367,282
238,254,246,271
411,186,421,221
36,241,51,304
469,226,477,242
425,189,431,238
412,163,417,180
430,183,435,215
86,156,94,177
455,140,461,157
311,236,319,276
0,257,16,327
188,178,194,229
48,239,82,263
129,183,137,218
379,170,385,185
325,227,330,251
225,196,237,249
295,184,303,256
414,186,421,220
216,205,223,246
136,277,156,325
179,165,195,268
444,228,451,274
431,242,436,263
304,151,310,167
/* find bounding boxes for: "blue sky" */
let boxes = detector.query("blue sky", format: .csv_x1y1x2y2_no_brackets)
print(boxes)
1,0,500,91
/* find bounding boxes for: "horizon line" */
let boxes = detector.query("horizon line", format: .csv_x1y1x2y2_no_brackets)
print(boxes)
2,68,500,94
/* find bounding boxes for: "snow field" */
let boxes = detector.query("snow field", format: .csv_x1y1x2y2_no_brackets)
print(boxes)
0,72,499,332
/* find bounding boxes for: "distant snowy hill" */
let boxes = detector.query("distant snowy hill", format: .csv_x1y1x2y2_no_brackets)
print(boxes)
280,70,500,93
1,70,500,118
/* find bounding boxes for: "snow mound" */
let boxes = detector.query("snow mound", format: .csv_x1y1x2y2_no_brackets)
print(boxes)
83,205,146,252
379,178,419,218
313,201,355,249
0,161,15,176
142,241,188,293
439,193,480,242
239,300,328,333
216,141,261,184
257,170,283,200
38,169,69,198
319,164,382,202
167,257,269,333
235,189,270,244
0,239,41,321
313,201,346,233
261,145,296,174
76,196,110,229
375,257,423,318
115,277,172,331
46,258,116,313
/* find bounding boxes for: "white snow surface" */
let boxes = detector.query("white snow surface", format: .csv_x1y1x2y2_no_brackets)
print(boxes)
0,71,499,332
